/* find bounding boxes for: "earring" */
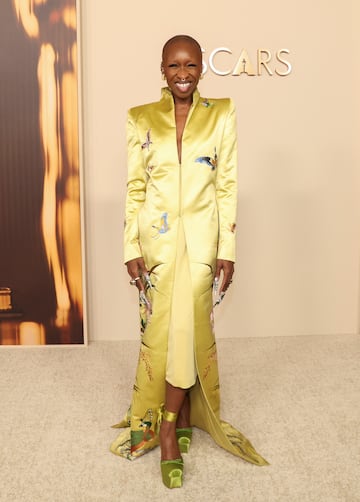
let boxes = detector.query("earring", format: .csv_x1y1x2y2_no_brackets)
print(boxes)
162,73,166,80
200,74,204,80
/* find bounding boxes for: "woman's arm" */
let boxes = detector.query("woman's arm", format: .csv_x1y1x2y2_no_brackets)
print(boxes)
123,112,147,264
124,112,149,290
215,99,238,293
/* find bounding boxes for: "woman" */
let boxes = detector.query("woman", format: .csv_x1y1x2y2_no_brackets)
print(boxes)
111,34,268,488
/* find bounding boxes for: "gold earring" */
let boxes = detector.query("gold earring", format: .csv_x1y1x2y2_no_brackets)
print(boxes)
200,73,204,80
162,73,166,80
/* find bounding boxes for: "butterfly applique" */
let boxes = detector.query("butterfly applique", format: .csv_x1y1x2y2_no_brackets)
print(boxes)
141,129,152,150
195,147,218,170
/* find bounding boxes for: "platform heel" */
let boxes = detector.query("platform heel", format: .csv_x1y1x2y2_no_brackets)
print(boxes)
176,427,193,453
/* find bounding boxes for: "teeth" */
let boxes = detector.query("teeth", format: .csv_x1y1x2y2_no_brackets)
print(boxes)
176,82,191,90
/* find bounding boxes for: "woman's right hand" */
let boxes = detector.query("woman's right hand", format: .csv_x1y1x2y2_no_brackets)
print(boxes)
126,257,148,292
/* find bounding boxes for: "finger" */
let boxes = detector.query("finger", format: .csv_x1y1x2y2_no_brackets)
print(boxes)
128,275,142,290
214,261,222,282
137,259,149,291
219,277,227,295
220,276,232,294
135,278,145,292
219,265,234,294
134,265,146,292
218,267,228,294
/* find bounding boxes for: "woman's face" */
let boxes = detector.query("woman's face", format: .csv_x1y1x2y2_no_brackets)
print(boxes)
161,40,202,103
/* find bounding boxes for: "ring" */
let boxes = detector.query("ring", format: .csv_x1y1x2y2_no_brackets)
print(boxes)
130,276,141,285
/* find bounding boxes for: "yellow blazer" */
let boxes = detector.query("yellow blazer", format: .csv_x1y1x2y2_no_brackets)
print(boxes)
124,87,237,269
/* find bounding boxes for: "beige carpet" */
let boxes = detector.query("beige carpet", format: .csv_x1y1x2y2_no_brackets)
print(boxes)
0,334,359,502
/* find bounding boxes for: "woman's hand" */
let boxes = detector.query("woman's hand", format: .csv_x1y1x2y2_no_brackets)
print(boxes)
215,259,234,295
126,257,148,292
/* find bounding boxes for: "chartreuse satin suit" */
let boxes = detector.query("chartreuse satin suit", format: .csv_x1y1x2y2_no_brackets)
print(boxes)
110,87,268,466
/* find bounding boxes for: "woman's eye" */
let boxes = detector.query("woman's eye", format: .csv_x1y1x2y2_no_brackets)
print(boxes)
168,64,178,68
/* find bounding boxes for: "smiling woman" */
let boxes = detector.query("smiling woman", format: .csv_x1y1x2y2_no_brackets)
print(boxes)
162,35,202,100
110,34,268,489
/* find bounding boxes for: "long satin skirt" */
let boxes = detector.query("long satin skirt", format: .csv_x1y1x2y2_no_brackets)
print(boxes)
110,222,268,466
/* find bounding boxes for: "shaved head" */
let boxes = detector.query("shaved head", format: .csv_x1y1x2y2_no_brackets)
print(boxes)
162,35,202,61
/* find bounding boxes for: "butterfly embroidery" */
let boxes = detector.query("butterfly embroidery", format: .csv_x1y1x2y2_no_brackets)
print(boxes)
152,212,169,238
141,129,152,150
195,147,218,170
201,98,212,108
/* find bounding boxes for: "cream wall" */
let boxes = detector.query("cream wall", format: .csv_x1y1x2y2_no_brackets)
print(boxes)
81,0,360,341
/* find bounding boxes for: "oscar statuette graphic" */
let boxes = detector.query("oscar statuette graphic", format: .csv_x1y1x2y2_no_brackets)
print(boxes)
0,1,85,345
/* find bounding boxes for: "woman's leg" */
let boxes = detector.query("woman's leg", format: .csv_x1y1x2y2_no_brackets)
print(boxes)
160,382,189,460
176,392,191,428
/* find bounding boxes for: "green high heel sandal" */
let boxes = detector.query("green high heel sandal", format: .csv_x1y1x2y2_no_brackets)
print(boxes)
160,409,184,489
161,458,184,488
176,428,193,454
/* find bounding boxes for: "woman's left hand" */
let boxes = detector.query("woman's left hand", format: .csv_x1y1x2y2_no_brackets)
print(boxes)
215,259,234,295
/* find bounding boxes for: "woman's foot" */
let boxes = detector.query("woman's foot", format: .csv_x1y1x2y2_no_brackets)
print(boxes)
176,427,192,454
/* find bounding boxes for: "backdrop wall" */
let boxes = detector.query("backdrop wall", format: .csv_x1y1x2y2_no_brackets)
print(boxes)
81,0,360,341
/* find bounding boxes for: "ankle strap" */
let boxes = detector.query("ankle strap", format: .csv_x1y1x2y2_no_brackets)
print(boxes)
163,409,178,422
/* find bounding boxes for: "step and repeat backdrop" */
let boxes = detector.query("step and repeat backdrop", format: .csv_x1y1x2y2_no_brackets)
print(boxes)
81,0,359,341
0,0,86,345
